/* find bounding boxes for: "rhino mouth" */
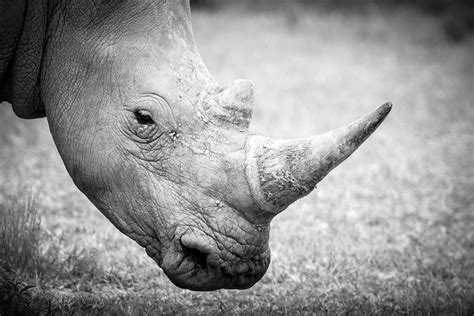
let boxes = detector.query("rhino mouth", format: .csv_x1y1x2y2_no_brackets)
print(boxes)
159,235,270,291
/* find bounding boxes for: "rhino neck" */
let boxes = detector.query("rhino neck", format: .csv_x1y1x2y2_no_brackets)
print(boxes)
0,0,48,119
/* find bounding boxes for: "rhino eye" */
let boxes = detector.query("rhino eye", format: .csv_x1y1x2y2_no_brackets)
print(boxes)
135,110,155,125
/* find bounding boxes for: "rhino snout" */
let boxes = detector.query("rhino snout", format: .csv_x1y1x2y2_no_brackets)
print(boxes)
159,233,270,291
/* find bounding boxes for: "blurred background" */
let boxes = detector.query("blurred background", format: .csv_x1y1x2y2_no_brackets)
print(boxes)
191,0,474,42
1,1,473,314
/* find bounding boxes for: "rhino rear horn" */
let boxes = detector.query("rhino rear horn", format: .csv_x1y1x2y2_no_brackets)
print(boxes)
204,80,254,131
246,102,392,214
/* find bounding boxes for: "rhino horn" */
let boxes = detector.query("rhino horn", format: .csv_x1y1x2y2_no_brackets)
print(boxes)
205,79,254,131
246,102,392,214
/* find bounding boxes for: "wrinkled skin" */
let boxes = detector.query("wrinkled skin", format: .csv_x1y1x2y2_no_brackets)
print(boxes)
0,0,391,290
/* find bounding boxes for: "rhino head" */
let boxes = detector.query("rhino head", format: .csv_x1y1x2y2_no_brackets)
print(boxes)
1,1,391,290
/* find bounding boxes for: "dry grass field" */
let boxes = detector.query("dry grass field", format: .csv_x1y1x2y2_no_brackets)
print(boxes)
1,5,473,315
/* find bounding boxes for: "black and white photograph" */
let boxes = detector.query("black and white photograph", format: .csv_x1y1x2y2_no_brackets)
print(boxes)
1,0,473,314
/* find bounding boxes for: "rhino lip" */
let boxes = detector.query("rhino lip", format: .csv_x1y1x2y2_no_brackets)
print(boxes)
160,236,270,291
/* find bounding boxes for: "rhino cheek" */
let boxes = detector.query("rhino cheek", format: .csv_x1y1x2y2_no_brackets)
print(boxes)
59,133,171,253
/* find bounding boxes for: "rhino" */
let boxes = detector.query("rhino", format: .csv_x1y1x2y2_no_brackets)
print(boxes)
0,0,391,291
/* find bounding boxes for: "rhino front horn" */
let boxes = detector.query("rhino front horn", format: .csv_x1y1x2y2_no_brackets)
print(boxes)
246,102,392,214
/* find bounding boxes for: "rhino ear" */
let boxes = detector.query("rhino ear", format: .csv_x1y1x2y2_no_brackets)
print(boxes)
0,1,46,119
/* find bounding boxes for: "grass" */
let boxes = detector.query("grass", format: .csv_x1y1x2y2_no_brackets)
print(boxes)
0,191,105,314
0,192,41,278
1,5,473,315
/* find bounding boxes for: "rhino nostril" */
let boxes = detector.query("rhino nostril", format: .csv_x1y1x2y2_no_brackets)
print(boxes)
182,245,208,270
